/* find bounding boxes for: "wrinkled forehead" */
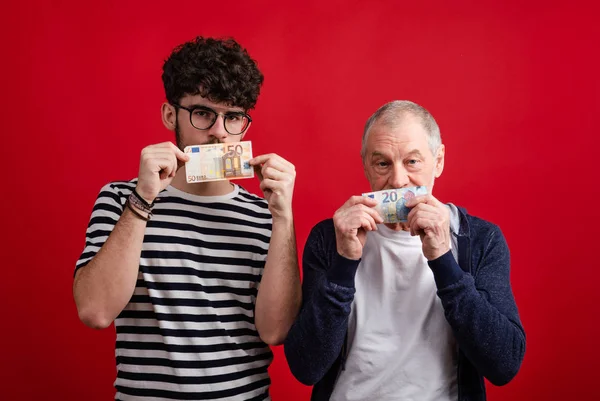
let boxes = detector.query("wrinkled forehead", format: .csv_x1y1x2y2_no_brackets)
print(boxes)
367,116,429,146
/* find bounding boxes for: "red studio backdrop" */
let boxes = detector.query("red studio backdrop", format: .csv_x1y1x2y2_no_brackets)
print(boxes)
1,1,599,400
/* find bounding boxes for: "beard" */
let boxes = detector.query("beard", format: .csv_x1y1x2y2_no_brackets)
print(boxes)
175,120,221,151
174,123,188,151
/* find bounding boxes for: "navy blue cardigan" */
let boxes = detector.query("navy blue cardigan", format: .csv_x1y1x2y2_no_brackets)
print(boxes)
284,207,526,401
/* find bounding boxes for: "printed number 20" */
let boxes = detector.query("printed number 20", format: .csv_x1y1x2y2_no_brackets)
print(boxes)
382,191,398,203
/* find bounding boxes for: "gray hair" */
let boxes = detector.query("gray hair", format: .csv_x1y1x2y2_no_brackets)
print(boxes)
361,100,441,161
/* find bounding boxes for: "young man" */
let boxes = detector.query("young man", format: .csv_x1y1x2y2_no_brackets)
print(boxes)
284,100,526,401
74,37,301,401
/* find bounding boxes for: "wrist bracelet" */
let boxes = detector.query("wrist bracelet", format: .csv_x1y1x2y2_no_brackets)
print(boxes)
132,188,155,209
129,192,153,214
125,200,151,221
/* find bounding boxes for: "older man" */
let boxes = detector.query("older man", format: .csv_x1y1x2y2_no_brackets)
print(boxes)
284,100,525,401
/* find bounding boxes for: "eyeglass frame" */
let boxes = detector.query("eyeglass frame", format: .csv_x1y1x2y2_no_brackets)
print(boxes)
172,103,252,135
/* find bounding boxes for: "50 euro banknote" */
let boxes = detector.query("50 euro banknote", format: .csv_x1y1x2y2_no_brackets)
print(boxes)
362,186,428,223
184,141,254,183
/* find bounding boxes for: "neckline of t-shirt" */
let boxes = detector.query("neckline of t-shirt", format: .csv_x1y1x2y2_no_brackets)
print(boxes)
375,224,421,242
163,183,240,203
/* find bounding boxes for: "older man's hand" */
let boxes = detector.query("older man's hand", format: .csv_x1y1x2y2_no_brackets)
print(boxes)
406,195,451,260
333,196,383,260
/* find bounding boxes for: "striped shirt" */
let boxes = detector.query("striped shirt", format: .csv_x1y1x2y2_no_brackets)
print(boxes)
76,180,274,401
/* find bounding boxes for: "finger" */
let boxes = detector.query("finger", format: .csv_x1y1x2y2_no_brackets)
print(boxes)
149,157,175,174
169,142,190,162
147,141,189,162
410,217,432,237
356,204,384,224
261,166,292,182
250,153,293,168
169,152,179,177
252,155,297,179
249,154,273,166
155,158,176,179
410,201,439,213
141,155,169,171
263,158,292,174
259,178,277,190
407,204,438,223
344,195,379,208
425,194,443,207
142,150,182,163
260,156,295,175
147,150,180,161
367,215,378,231
336,197,378,221
147,141,180,153
410,224,426,237
152,152,183,176
175,150,190,163
410,211,440,226
336,209,375,232
405,194,431,208
359,214,378,231
260,179,281,194
340,208,379,231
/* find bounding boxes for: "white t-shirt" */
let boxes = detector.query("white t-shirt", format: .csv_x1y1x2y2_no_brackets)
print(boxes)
330,225,458,401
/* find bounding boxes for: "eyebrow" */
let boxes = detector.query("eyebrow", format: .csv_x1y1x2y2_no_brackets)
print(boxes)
405,149,425,158
370,149,425,158
370,151,388,158
187,104,245,113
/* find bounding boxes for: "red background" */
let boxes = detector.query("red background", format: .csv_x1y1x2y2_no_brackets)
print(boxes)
2,0,599,400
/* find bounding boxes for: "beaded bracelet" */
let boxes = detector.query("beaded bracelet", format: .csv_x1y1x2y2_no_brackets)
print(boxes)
132,188,155,209
125,200,150,221
128,191,153,215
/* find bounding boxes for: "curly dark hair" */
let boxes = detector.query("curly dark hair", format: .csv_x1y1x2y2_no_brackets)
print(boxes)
162,37,264,110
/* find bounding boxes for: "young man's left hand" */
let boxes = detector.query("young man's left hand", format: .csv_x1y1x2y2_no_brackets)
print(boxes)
249,154,296,221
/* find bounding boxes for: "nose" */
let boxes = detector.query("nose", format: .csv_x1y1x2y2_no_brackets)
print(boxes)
388,163,410,189
209,115,229,141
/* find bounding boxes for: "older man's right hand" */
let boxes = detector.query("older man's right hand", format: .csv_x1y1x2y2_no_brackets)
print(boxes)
333,196,383,260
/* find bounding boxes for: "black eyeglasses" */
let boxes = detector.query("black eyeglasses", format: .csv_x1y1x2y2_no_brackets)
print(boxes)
173,104,252,135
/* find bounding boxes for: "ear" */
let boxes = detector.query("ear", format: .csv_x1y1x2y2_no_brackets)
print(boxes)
161,102,177,131
434,144,445,178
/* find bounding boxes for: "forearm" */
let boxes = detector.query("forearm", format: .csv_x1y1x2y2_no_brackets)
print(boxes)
73,207,146,329
430,252,526,385
255,216,301,345
284,252,359,385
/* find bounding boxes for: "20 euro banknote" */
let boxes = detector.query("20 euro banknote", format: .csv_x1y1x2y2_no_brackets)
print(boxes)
362,186,429,223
